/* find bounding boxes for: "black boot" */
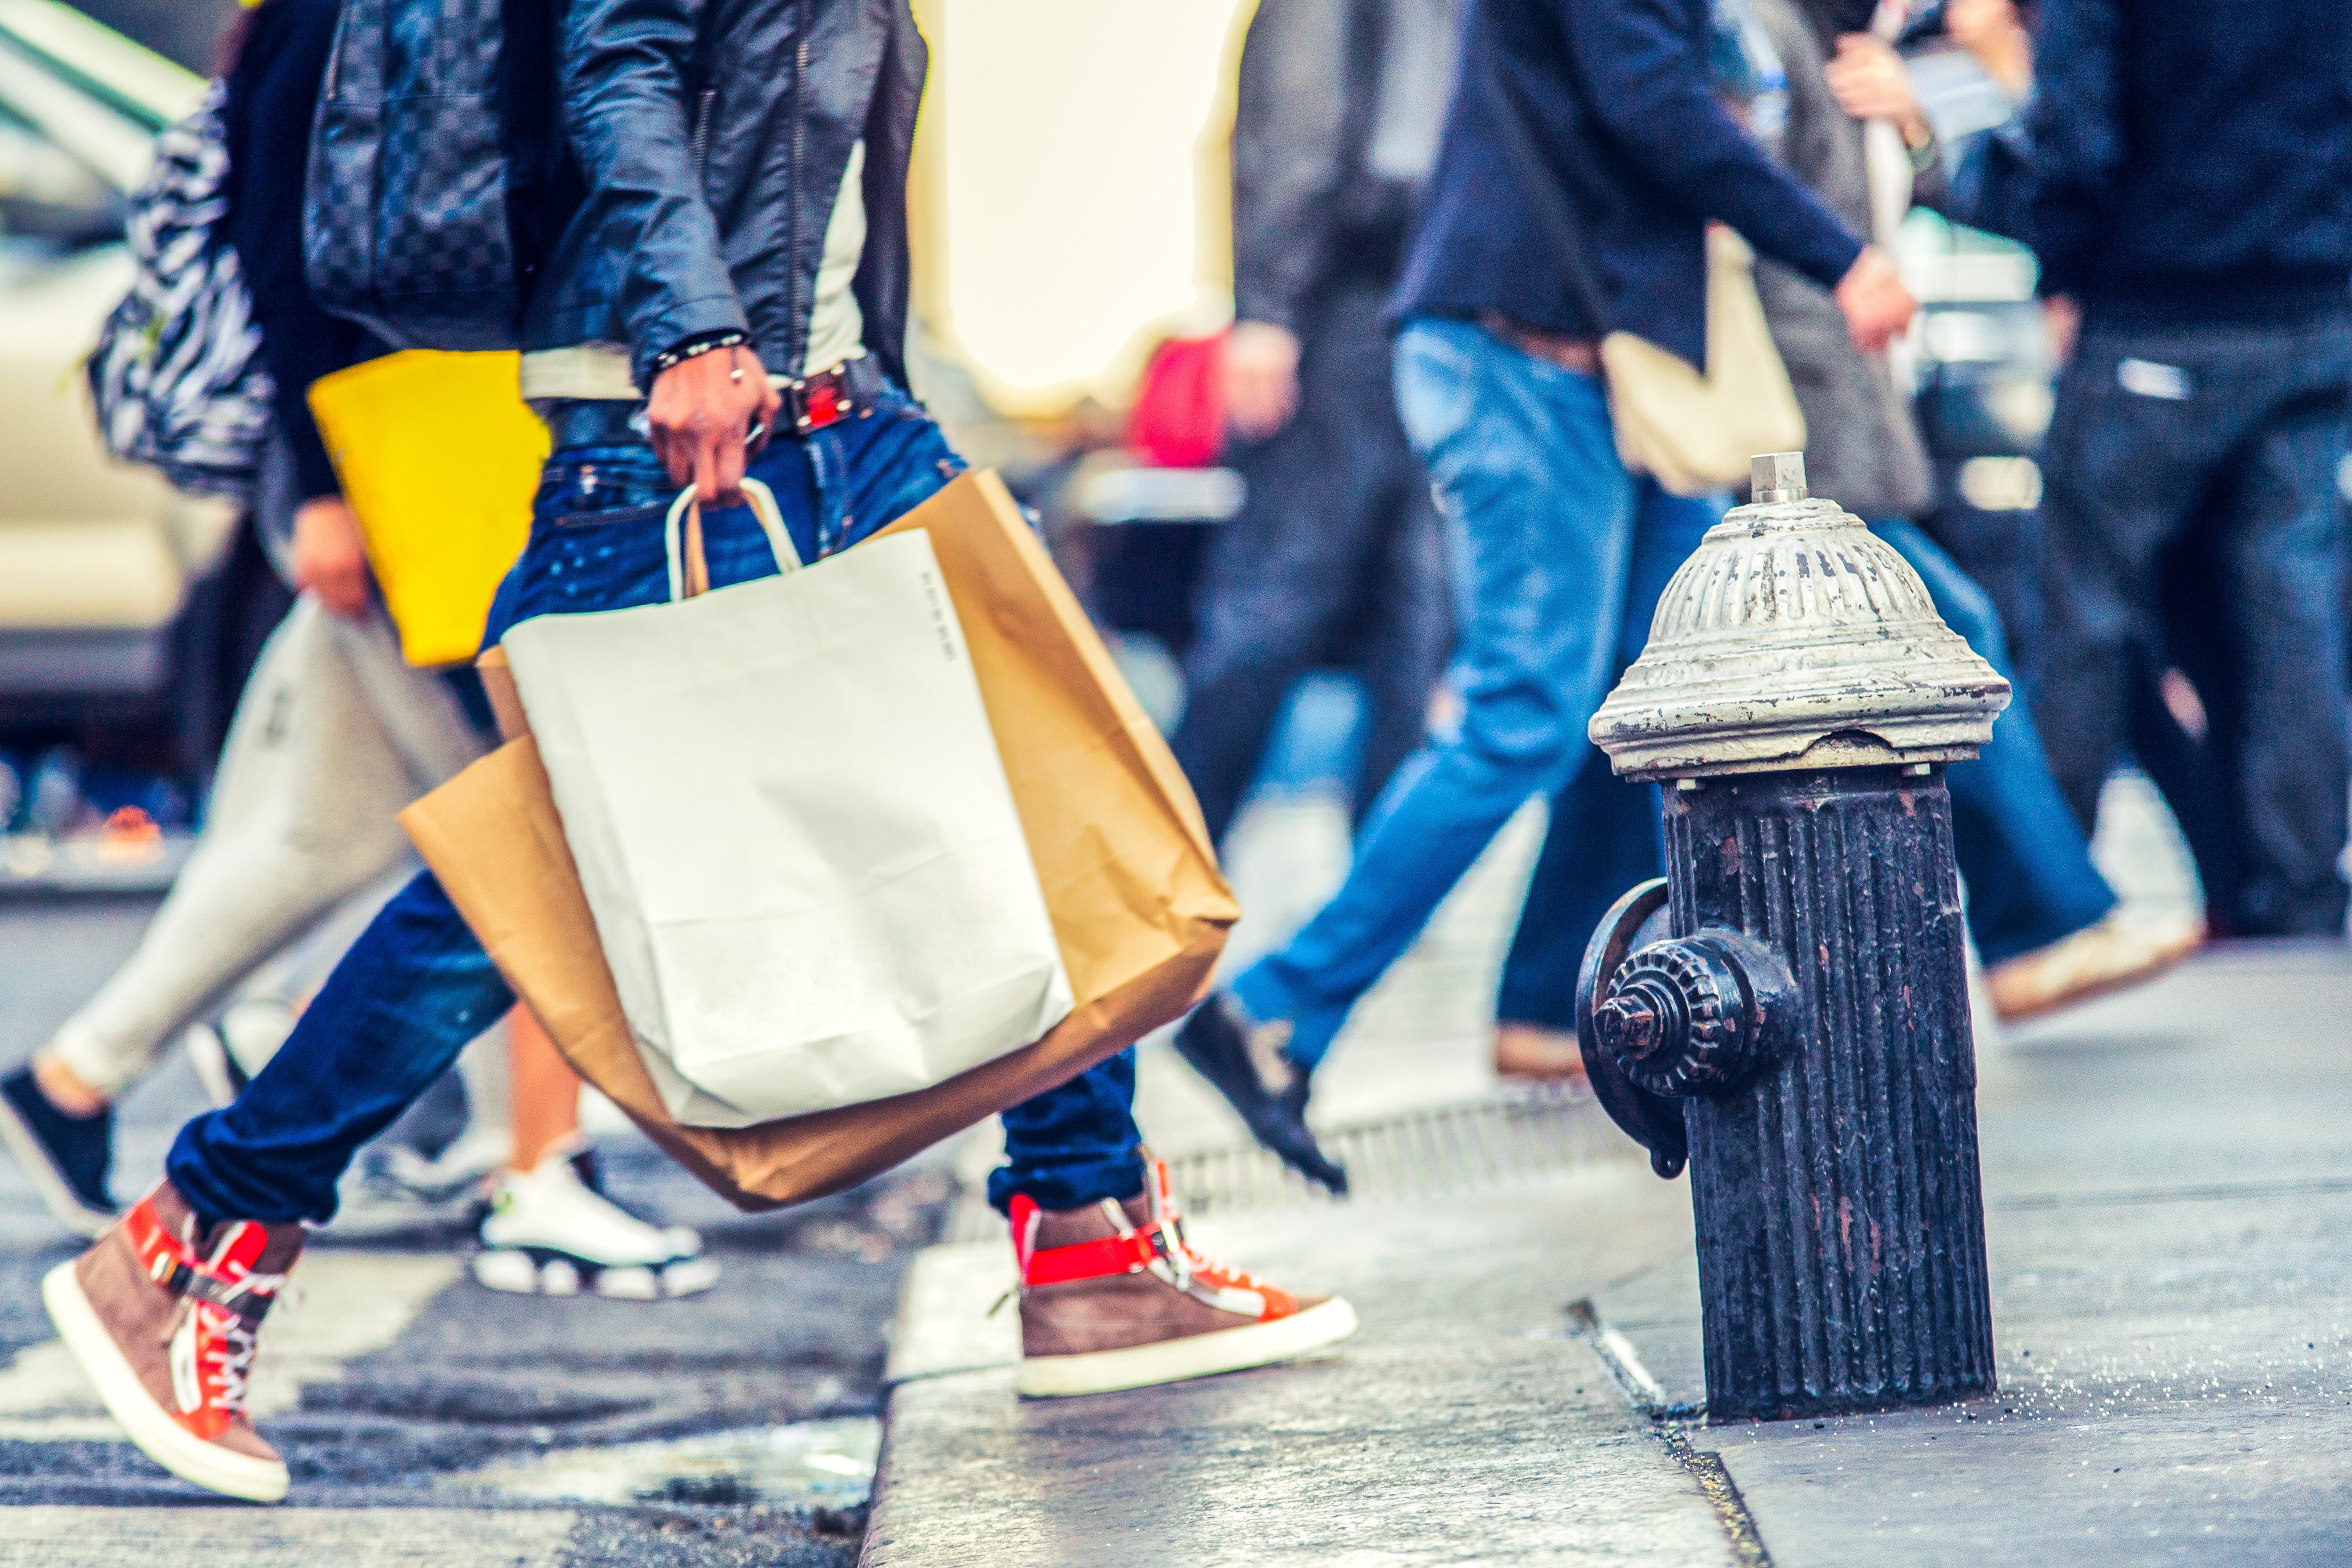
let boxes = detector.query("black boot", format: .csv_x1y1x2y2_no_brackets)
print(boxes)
1172,998,1348,1194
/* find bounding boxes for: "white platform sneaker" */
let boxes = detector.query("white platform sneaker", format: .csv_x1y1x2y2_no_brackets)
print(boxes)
473,1148,717,1300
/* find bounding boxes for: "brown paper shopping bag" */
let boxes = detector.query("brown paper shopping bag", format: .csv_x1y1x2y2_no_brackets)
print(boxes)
400,471,1238,1208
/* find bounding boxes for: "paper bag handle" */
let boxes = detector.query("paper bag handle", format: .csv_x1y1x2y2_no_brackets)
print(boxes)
664,478,803,601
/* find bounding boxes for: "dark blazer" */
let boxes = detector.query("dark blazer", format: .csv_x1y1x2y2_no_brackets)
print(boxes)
2026,0,2352,326
1391,0,1864,368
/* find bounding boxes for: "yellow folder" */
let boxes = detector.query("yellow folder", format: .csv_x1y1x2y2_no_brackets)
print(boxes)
308,350,548,667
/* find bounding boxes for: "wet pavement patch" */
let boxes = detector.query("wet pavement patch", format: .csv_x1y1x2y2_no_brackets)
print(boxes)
452,1418,881,1512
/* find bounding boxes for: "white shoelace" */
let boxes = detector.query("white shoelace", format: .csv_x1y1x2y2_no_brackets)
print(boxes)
204,1270,286,1415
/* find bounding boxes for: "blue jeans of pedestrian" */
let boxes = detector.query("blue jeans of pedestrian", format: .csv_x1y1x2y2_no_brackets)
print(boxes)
1879,518,2116,963
167,387,1144,1225
1229,316,1692,1068
1492,483,1717,1027
1495,512,2121,1028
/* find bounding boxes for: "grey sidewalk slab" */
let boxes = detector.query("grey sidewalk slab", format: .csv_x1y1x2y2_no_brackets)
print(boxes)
872,935,2352,1565
1593,943,2352,1567
866,1167,1745,1567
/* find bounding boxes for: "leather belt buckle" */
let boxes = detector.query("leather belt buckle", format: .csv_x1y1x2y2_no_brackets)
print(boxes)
785,362,856,433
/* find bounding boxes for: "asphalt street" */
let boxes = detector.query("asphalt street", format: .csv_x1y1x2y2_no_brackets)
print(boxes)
0,889,941,1566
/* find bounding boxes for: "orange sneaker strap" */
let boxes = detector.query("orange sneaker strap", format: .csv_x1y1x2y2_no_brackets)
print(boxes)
124,1196,194,1282
1022,1228,1161,1287
123,1203,274,1325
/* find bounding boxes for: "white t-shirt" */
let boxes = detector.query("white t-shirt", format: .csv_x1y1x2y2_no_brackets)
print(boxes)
803,141,867,377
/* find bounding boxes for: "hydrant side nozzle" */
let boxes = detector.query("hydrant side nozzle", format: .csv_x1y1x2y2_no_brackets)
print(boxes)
1594,929,1803,1100
1574,879,1691,1179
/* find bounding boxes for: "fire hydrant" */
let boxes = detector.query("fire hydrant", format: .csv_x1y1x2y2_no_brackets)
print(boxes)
1579,453,2011,1421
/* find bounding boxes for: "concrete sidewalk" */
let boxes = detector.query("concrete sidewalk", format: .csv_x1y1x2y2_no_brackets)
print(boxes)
864,791,2352,1565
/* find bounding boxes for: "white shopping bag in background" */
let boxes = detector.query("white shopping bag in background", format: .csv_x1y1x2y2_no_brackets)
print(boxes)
501,481,1073,1127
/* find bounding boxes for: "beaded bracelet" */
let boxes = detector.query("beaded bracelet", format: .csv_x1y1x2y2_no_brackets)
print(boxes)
648,330,749,378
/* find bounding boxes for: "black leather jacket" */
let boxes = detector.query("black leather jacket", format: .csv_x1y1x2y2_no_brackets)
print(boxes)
523,0,927,391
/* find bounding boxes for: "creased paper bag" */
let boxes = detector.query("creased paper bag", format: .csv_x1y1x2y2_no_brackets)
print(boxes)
401,471,1238,1208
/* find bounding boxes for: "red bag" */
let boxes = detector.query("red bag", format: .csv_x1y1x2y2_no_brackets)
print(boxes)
1128,332,1229,469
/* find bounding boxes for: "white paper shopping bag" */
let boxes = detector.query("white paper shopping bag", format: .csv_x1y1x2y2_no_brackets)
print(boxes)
501,481,1074,1127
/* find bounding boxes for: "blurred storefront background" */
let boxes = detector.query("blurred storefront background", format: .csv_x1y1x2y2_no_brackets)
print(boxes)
911,0,1247,417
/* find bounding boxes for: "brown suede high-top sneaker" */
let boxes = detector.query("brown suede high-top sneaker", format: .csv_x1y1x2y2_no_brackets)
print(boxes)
43,1180,304,1502
1011,1156,1356,1397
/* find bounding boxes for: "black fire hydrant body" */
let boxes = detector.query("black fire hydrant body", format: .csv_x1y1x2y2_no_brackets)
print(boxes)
1579,454,2010,1422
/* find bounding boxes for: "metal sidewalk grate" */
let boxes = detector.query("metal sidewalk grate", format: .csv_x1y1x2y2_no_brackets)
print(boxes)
943,1090,1629,1242
1168,1089,1627,1218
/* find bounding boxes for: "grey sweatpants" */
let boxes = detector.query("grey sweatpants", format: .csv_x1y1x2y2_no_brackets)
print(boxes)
51,595,485,1094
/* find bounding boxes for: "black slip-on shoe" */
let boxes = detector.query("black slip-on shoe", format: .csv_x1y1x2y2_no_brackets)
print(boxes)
1267,1073,1348,1196
0,1065,115,1238
1172,998,1348,1195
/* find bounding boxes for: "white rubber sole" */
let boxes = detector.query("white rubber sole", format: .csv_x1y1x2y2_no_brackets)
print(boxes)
0,1094,113,1240
40,1261,289,1503
1016,1295,1359,1398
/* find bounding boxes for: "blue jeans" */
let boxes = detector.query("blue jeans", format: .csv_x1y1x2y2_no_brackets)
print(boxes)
1879,519,2116,963
1496,513,2120,1028
167,388,1144,1225
1229,316,1696,1068
1493,482,1717,1026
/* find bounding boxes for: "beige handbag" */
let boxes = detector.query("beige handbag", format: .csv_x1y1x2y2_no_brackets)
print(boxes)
1598,226,1806,497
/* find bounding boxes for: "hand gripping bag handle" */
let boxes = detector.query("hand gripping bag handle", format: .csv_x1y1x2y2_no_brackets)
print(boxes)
664,478,803,601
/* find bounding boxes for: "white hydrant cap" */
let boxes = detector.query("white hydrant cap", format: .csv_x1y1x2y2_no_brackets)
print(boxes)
1589,453,2011,781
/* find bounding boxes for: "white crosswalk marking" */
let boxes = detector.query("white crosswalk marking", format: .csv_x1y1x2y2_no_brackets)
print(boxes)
0,1507,578,1565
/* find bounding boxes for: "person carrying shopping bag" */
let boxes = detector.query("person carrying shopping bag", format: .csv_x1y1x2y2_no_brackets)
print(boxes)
43,0,1356,1505
2,0,711,1299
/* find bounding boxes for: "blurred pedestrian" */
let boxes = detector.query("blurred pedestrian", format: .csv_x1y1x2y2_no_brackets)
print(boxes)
2026,0,2352,936
1748,0,2205,1020
1936,0,2034,240
1175,0,1914,1188
0,0,711,1300
1490,0,2197,1058
1166,0,1455,847
1873,0,2253,934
